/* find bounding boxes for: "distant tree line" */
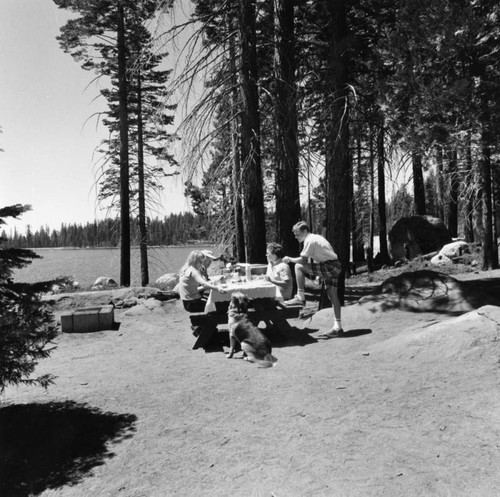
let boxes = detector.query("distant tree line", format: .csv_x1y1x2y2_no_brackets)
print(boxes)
2,178,470,251
2,212,211,249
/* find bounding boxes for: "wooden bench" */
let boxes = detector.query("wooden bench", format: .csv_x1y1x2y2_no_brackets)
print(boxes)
189,303,303,350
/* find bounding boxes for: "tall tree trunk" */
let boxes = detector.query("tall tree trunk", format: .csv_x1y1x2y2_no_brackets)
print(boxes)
351,134,364,263
273,0,301,256
228,28,245,261
306,162,314,230
493,164,499,260
231,116,245,262
367,128,375,272
480,128,498,269
412,151,426,215
435,146,445,220
118,3,130,286
474,182,485,242
446,149,459,238
322,0,351,305
238,0,266,263
377,120,390,264
464,137,474,242
136,72,149,286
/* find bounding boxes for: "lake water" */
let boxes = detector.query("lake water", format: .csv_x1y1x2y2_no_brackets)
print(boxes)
13,245,216,288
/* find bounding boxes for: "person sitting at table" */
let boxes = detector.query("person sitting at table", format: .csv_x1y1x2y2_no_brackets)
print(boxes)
200,250,219,280
264,242,293,300
179,250,225,313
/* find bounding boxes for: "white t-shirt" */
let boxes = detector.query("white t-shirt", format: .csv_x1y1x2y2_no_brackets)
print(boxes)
266,261,293,300
300,233,338,262
178,266,202,301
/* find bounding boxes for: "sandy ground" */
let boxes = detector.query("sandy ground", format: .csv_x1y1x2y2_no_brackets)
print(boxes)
2,268,500,497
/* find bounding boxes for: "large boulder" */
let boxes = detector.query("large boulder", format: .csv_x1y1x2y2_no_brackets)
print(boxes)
388,215,452,261
154,273,179,291
49,278,80,294
92,277,118,290
430,253,453,266
439,240,470,259
430,241,471,267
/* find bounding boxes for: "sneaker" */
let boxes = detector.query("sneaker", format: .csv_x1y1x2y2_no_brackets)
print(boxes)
284,295,306,307
317,328,344,339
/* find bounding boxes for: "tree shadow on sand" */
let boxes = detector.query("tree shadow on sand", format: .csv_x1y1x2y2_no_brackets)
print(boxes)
358,270,500,314
0,400,137,496
460,276,500,308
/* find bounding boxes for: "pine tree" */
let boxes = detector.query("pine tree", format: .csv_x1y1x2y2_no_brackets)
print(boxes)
0,205,60,394
53,0,174,285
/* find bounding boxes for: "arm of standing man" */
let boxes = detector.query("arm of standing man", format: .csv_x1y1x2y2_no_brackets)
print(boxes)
282,255,308,265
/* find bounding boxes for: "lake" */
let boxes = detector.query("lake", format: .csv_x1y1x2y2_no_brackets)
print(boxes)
13,246,216,288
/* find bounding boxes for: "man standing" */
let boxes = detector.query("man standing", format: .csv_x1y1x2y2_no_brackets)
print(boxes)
282,221,344,338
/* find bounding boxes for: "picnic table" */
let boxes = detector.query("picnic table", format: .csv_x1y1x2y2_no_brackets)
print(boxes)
204,278,283,313
188,278,302,349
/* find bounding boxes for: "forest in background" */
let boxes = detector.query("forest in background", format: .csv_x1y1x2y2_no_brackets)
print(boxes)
3,179,445,250
2,212,210,249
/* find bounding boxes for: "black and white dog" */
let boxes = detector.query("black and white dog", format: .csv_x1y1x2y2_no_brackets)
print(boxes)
226,292,277,368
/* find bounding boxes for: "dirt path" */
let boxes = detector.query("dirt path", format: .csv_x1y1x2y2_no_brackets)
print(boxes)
2,271,500,497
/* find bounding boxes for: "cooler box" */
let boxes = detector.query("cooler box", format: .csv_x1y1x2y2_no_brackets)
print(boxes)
237,263,268,278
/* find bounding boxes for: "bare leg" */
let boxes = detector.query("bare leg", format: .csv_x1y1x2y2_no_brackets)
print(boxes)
326,285,341,320
291,262,312,302
326,285,342,332
294,263,307,293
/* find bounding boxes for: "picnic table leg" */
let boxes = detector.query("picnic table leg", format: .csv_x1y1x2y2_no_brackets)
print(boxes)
270,319,292,332
253,298,295,333
192,325,218,350
251,299,268,327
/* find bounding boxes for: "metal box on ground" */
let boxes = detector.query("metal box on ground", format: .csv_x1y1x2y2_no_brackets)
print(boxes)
61,305,114,333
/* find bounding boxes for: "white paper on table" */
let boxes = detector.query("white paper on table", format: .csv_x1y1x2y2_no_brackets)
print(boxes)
204,279,283,313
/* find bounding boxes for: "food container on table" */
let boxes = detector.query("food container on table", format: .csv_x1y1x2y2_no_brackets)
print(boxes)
237,263,268,280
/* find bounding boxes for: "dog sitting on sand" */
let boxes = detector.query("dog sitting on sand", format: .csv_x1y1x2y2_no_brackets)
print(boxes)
226,292,277,368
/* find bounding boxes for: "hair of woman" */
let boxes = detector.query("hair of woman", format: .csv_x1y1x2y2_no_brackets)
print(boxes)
181,250,205,272
266,242,285,259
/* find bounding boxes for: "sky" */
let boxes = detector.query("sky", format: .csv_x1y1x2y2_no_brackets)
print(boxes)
0,0,192,234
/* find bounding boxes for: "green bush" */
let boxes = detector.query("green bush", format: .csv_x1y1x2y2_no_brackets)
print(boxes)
0,205,61,394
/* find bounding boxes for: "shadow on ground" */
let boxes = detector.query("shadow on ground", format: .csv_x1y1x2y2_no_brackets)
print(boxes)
358,270,500,314
461,277,500,308
0,401,137,496
345,285,380,303
264,324,318,348
201,324,318,353
339,328,372,338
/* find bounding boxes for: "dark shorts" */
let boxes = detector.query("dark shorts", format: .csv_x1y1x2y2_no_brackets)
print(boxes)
306,259,342,288
182,299,206,313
